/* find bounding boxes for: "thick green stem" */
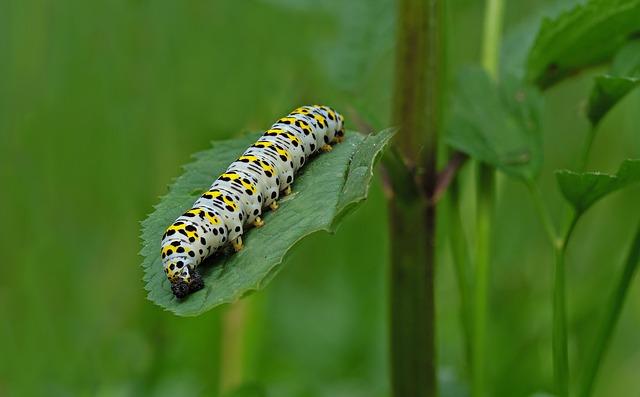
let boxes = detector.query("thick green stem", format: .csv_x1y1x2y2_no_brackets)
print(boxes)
388,0,443,396
389,197,437,397
578,223,640,397
391,0,442,167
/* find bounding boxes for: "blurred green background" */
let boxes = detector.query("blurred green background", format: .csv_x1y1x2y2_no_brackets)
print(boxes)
1,0,638,396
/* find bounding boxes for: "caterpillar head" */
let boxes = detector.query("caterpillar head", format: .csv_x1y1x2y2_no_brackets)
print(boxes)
164,260,204,299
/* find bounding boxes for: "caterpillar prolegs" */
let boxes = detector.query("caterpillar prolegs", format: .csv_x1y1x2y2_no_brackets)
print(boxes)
161,105,345,298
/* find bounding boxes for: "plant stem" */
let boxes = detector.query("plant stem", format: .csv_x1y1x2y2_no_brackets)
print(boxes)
578,223,640,397
553,243,569,397
553,212,579,397
551,58,600,397
220,300,248,394
525,179,571,396
577,126,597,171
388,0,443,395
481,0,505,80
447,178,474,370
472,165,494,397
391,0,442,167
473,1,504,396
388,198,437,397
527,181,558,247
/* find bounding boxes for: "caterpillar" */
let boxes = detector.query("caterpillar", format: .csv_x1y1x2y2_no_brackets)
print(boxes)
161,105,345,298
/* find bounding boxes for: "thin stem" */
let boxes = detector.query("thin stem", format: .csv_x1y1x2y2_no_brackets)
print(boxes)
523,180,573,396
432,152,468,204
553,211,579,397
472,165,494,397
551,100,596,395
447,177,474,370
551,45,599,397
481,0,505,80
578,223,640,397
553,243,569,397
577,126,597,171
563,212,579,245
473,1,504,396
526,181,559,248
388,0,444,396
220,300,248,394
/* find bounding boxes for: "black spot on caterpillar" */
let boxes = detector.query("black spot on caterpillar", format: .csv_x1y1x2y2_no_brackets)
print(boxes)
161,105,345,298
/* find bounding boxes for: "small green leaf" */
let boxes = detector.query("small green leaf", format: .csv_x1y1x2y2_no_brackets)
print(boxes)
526,0,640,88
141,129,394,316
446,67,543,181
501,0,583,79
588,41,640,125
556,159,640,214
610,39,640,76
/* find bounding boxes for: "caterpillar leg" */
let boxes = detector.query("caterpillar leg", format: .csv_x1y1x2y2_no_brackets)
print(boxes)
283,186,292,196
320,144,333,152
253,216,264,228
232,236,244,252
269,201,279,211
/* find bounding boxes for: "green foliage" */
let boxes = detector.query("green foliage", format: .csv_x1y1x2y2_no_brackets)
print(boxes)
5,0,640,395
446,67,543,181
556,159,640,214
589,76,640,125
141,130,394,316
500,0,583,78
588,41,640,125
223,383,267,397
526,0,640,88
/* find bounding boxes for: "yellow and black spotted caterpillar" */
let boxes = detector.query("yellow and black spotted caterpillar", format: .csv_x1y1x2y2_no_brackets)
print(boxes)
161,105,345,298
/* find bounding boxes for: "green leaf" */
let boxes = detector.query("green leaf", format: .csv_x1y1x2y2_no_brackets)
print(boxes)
501,0,583,79
588,41,640,125
526,0,640,88
556,159,640,214
141,129,394,316
446,67,544,181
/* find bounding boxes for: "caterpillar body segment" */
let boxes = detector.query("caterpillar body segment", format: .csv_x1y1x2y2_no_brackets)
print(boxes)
272,114,320,156
291,106,332,149
228,155,279,208
261,128,306,171
211,177,261,226
193,188,245,242
243,142,295,194
160,105,345,298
